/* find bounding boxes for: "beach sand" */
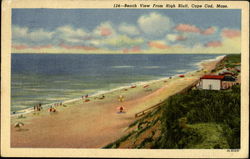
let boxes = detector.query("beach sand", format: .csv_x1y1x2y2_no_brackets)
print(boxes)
11,57,223,148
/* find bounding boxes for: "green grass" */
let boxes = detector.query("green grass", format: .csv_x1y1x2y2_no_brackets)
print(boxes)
103,85,240,149
186,123,229,149
103,131,135,148
212,54,241,72
225,54,241,64
153,84,240,149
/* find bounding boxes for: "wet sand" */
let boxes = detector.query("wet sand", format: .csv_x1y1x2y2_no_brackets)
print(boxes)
11,57,223,148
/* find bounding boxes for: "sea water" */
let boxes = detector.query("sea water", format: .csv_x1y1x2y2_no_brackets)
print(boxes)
11,54,223,113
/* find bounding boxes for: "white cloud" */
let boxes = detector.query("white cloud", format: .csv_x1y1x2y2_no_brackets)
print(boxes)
56,25,87,38
54,25,88,44
103,35,144,48
12,25,53,43
138,12,173,37
92,21,117,37
166,34,178,42
12,26,29,38
28,29,54,41
118,23,140,36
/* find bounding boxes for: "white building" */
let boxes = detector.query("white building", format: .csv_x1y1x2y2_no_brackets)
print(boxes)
199,75,224,90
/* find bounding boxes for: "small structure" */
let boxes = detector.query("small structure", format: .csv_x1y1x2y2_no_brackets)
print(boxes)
218,68,234,76
234,66,241,72
221,76,238,89
130,85,136,88
219,71,235,77
223,76,236,82
199,75,224,90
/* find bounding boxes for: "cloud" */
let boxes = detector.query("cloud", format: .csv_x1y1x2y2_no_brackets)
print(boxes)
148,41,169,49
59,43,97,50
11,13,241,54
201,27,216,35
123,46,141,53
167,34,187,42
54,25,89,44
166,34,178,42
28,29,54,41
176,35,187,41
138,12,173,37
118,23,140,36
175,24,201,33
205,41,222,47
12,44,53,50
12,25,54,44
12,26,29,39
12,44,29,50
221,29,240,38
103,35,144,49
93,22,116,37
31,45,53,50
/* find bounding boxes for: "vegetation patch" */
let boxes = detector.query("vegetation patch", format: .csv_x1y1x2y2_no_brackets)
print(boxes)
154,84,240,149
103,54,241,149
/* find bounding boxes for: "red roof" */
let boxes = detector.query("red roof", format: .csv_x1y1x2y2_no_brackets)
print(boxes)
201,75,224,80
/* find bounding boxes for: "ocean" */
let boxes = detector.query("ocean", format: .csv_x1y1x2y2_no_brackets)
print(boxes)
11,54,223,113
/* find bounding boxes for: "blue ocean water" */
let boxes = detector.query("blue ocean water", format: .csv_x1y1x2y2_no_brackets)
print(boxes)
11,54,223,112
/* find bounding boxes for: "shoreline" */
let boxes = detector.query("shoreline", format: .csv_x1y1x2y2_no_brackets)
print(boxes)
11,55,225,117
11,55,225,148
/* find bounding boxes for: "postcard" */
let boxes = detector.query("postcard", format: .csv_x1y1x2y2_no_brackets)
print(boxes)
1,0,249,158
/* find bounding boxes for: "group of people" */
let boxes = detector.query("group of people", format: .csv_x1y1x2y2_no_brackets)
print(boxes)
82,94,106,102
33,102,62,114
54,102,62,107
34,103,42,111
80,93,126,113
48,106,57,112
118,95,125,113
82,94,89,99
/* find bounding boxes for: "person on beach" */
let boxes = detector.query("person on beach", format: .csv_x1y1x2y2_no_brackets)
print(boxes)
48,106,52,112
119,106,124,113
116,106,125,113
99,95,105,99
48,106,57,113
52,108,56,112
38,103,42,111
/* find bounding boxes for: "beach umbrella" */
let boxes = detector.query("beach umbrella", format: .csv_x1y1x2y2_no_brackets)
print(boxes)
116,106,125,113
131,85,137,88
118,95,124,102
14,121,24,130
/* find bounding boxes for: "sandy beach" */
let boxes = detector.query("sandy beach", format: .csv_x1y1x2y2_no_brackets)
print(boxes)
11,57,223,148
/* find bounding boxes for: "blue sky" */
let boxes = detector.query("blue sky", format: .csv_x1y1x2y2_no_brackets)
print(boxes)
12,9,241,30
12,9,241,53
